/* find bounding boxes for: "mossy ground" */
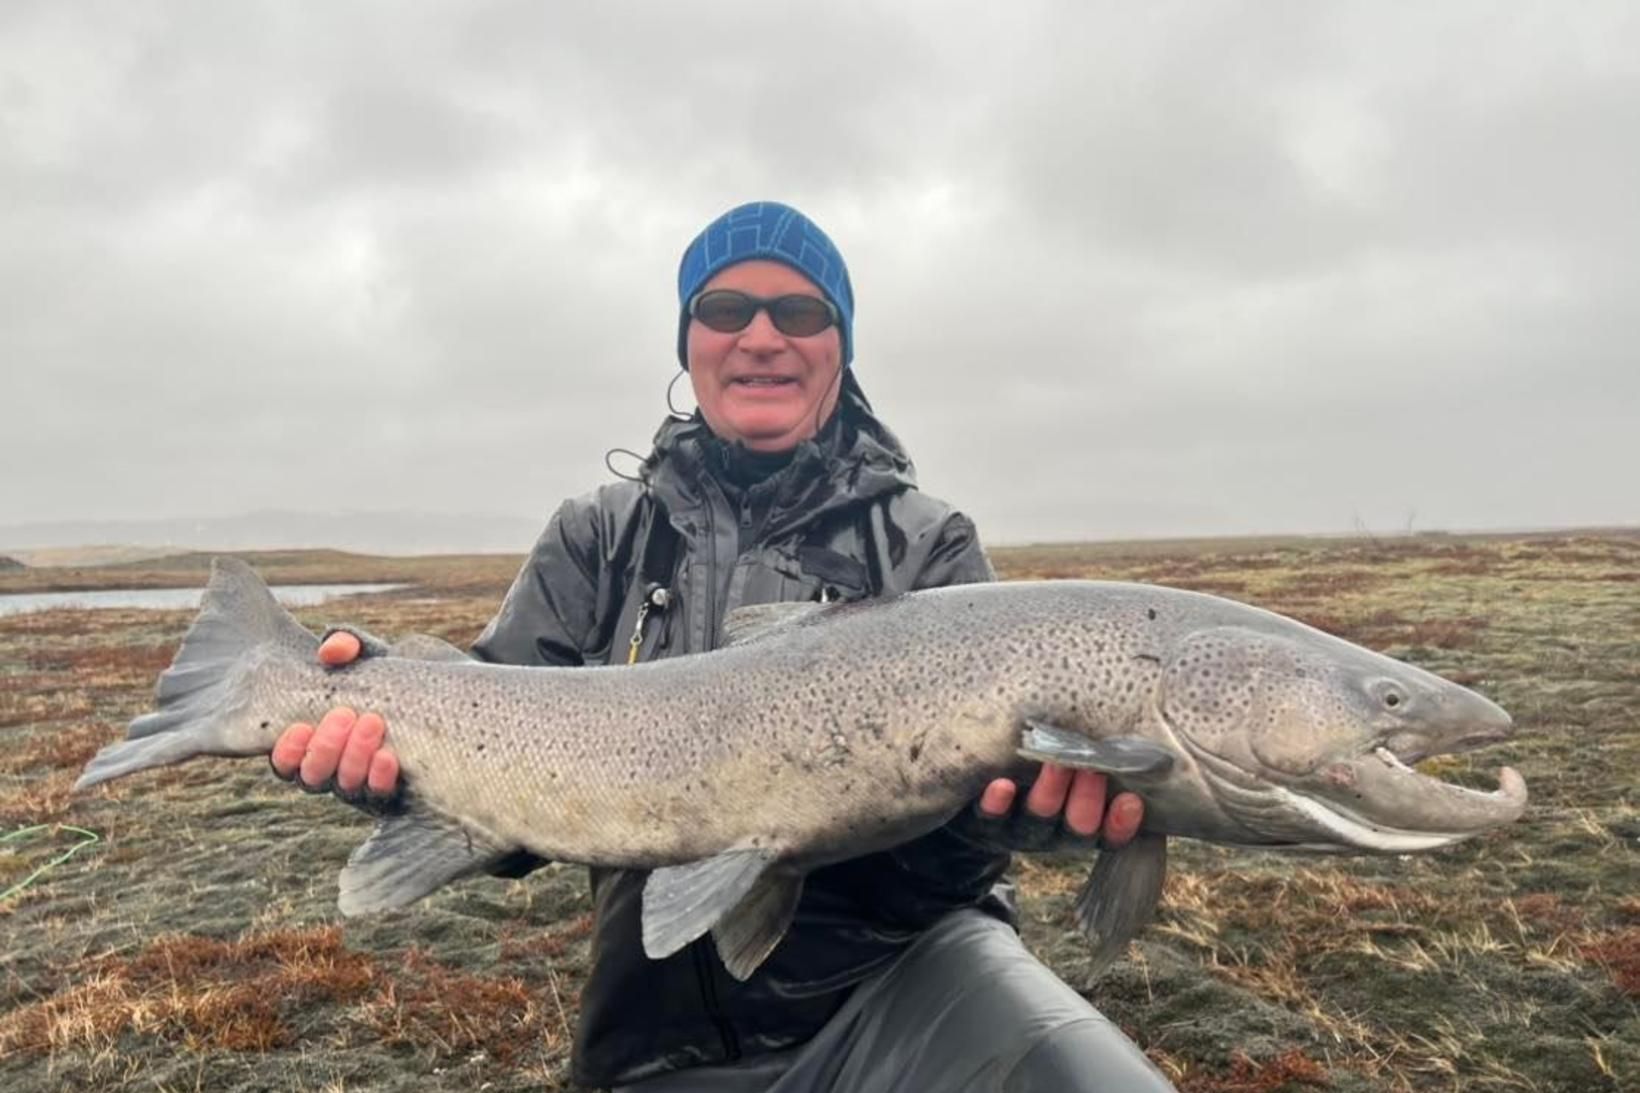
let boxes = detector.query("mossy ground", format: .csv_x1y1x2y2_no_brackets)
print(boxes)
1,534,1634,1091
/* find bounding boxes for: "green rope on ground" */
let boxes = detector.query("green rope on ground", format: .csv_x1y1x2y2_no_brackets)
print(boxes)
0,823,101,903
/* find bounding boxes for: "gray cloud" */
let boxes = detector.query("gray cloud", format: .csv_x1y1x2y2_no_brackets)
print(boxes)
3,0,1636,547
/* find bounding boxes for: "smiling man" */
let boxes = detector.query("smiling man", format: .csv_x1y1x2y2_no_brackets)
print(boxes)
271,201,1174,1091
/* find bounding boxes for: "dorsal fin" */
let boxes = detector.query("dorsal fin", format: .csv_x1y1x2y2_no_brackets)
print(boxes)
722,602,827,646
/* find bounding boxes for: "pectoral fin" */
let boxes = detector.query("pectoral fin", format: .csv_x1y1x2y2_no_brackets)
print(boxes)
1076,831,1168,973
642,846,780,962
1019,721,1175,778
337,805,514,916
712,871,804,980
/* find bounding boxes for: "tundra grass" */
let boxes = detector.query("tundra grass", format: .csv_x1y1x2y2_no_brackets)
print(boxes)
0,534,1634,1090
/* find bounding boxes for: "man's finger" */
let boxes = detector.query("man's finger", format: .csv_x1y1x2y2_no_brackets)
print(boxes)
366,748,401,798
270,723,314,780
1103,791,1145,849
1023,763,1074,818
1063,771,1109,838
335,711,386,792
299,707,357,787
977,779,1017,818
319,630,362,668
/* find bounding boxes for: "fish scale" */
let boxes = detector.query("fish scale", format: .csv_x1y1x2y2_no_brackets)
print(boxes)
75,558,1526,980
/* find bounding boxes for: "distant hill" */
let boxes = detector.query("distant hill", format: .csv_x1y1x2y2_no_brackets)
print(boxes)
0,510,545,558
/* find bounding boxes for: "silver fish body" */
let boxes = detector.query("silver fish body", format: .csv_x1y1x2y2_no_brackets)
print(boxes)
76,559,1526,978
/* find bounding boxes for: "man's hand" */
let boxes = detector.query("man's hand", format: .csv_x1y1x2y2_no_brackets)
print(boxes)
977,766,1143,847
269,631,401,800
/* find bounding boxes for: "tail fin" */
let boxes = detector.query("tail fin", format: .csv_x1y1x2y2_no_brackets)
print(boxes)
75,557,318,790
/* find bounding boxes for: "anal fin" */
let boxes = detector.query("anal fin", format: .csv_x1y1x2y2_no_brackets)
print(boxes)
338,804,515,916
712,871,804,980
1076,831,1168,973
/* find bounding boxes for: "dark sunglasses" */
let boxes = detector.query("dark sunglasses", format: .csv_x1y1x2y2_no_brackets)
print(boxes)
688,289,839,338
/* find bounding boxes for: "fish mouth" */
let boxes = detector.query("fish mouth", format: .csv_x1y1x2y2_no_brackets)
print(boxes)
1184,702,1527,853
1281,726,1527,852
1282,762,1526,853
1378,721,1514,766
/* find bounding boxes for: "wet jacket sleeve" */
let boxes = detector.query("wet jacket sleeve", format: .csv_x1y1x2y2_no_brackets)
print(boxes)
910,511,996,591
471,496,607,669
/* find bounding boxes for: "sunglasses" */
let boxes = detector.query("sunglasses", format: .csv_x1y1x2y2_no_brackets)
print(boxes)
688,290,839,338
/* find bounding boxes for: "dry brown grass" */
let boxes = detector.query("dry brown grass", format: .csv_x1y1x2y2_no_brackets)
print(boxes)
0,722,114,776
0,770,79,826
1510,892,1585,933
1282,608,1490,652
0,926,376,1055
25,642,175,683
1577,928,1640,997
362,948,564,1064
0,689,96,729
1168,1048,1332,1092
499,911,595,962
1270,568,1384,598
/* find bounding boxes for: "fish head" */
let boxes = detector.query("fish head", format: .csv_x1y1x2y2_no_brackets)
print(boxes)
1159,625,1526,852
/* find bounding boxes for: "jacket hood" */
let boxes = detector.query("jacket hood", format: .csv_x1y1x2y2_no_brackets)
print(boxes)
640,374,918,541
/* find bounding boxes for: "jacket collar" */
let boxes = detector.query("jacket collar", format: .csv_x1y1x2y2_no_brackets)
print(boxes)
640,374,917,541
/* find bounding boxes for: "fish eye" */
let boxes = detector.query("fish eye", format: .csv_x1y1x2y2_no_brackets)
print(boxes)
1368,677,1410,712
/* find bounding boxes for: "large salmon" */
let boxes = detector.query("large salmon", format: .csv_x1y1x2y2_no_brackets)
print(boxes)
76,558,1526,978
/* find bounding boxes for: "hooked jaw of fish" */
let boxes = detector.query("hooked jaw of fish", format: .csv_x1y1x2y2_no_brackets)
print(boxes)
1273,687,1525,852
1164,628,1528,853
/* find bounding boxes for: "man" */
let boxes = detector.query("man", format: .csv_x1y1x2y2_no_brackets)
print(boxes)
272,201,1174,1090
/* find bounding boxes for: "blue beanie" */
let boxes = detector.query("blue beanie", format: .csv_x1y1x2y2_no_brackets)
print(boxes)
676,201,855,368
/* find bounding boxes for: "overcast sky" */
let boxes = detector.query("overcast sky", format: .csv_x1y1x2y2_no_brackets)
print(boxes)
4,1,1636,547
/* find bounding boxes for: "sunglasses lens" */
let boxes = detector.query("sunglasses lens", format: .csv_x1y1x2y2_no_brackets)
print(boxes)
692,291,757,333
691,291,836,337
770,297,834,337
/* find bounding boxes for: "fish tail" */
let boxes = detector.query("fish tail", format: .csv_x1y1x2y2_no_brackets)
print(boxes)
75,558,319,790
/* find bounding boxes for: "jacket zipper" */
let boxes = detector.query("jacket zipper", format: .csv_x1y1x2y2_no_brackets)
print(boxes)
701,475,718,649
693,474,739,1061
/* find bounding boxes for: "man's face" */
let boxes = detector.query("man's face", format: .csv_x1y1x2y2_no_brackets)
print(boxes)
685,260,844,453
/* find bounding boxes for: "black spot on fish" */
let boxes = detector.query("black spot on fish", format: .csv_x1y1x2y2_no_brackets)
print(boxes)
909,741,922,762
259,721,270,729
1134,653,1161,664
476,743,486,753
1147,608,1157,621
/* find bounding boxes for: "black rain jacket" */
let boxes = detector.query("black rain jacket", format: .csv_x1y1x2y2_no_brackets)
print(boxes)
470,378,1013,1088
